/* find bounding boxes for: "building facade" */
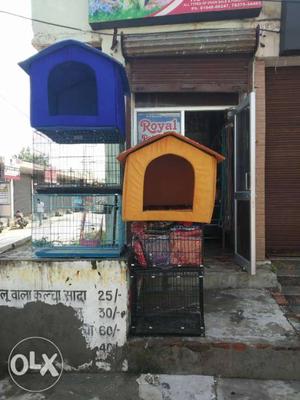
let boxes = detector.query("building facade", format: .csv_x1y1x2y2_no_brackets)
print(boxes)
0,160,33,225
29,0,300,271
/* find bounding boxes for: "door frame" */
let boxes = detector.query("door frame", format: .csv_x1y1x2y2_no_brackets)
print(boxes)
233,92,256,274
133,106,231,146
133,102,257,273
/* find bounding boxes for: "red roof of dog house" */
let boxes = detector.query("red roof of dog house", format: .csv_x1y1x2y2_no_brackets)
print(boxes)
117,131,225,163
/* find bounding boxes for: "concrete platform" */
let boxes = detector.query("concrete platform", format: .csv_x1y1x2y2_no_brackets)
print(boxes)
0,247,296,379
204,288,295,343
0,246,278,290
1,374,300,399
125,288,300,380
204,257,278,289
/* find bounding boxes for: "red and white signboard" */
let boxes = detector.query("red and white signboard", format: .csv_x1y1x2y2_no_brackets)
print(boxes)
45,168,58,184
137,112,181,143
4,160,20,181
152,0,262,17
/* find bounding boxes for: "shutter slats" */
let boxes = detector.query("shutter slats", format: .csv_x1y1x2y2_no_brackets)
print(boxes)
266,67,300,255
128,56,250,93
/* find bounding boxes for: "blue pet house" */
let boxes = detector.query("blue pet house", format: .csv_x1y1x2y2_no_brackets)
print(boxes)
19,40,130,143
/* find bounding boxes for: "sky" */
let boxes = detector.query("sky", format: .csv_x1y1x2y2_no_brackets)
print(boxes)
0,1,106,173
0,0,36,162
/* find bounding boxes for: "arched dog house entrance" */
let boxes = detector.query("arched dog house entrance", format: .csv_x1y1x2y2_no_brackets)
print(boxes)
118,132,225,223
143,154,195,211
48,61,98,116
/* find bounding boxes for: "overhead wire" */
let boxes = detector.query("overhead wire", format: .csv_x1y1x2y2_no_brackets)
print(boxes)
0,93,30,121
0,0,296,39
0,9,118,37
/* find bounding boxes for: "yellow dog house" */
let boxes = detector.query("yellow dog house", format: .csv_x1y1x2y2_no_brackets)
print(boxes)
117,132,224,223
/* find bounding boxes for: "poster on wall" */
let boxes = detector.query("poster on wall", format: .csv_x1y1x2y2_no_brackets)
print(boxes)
0,184,9,205
89,0,262,29
44,168,58,184
137,111,181,143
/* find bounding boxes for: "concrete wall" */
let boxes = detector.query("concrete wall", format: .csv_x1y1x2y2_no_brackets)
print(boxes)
31,0,100,49
0,260,129,373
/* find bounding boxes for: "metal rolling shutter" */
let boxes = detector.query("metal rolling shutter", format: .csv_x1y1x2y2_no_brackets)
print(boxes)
266,67,300,255
122,29,258,59
127,56,251,93
14,174,32,216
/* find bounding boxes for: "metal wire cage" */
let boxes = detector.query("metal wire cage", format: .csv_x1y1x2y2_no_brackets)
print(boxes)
131,222,204,268
32,130,123,193
129,222,205,336
130,267,205,336
32,193,124,258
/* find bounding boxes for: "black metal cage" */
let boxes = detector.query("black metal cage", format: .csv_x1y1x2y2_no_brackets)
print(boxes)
129,222,205,336
130,266,205,336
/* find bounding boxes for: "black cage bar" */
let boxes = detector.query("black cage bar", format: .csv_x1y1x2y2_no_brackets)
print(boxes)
130,266,205,336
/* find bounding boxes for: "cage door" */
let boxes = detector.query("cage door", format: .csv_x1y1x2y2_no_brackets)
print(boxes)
234,92,256,275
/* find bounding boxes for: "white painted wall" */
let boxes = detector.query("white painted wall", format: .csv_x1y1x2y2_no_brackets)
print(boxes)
0,260,128,370
31,0,101,49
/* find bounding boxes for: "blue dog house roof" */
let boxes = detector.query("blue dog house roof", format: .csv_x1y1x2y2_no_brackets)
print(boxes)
19,40,130,94
19,40,130,144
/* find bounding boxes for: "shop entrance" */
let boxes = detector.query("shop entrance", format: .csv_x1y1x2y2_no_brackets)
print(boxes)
185,110,233,256
134,93,256,273
185,96,256,274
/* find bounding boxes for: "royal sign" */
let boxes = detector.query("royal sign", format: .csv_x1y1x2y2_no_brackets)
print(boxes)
137,112,181,143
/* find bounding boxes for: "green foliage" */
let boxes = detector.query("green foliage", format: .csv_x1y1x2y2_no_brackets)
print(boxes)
89,6,159,22
15,147,49,166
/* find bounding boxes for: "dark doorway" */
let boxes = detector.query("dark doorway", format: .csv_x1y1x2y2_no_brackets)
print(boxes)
48,61,98,116
185,111,234,255
143,154,195,211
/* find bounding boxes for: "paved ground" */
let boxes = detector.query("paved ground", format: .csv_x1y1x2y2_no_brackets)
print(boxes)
204,288,297,343
1,374,300,399
0,227,31,254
